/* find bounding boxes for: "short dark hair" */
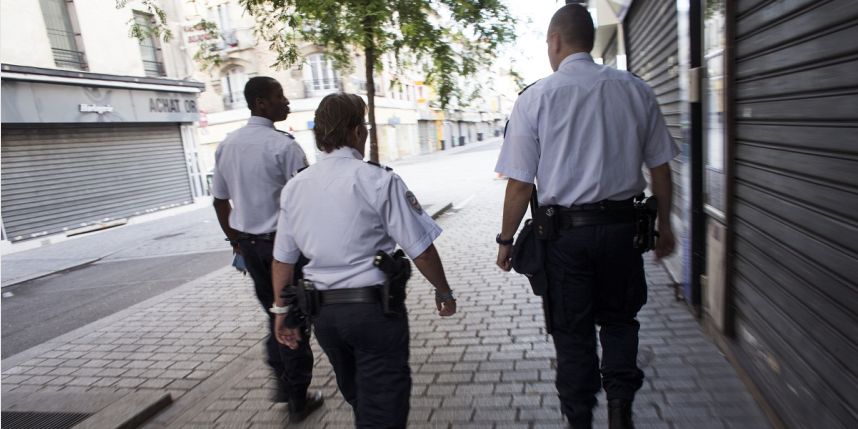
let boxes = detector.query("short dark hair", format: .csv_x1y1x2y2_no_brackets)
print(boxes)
243,76,280,110
313,93,367,153
549,4,595,52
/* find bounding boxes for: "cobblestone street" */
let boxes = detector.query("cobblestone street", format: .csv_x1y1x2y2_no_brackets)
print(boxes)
2,179,770,428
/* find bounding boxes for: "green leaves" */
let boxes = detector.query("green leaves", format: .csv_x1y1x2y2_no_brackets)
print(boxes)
239,0,515,108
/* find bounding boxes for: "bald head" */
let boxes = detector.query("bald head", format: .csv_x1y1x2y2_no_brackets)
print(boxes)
548,4,595,53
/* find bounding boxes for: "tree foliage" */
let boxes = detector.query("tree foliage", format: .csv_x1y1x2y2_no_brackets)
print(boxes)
239,0,516,161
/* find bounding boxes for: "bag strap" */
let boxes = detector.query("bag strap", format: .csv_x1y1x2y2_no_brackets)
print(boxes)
529,185,539,217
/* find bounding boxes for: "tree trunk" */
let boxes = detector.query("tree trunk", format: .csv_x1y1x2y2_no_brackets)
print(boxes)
363,17,379,163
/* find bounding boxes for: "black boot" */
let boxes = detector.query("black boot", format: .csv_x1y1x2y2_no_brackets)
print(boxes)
608,399,634,429
289,391,325,423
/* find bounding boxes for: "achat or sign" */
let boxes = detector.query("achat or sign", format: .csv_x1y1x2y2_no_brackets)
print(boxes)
1,79,200,124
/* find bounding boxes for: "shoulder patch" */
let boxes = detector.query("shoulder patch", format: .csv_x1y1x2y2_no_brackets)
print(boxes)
518,79,540,96
405,191,423,215
365,160,393,172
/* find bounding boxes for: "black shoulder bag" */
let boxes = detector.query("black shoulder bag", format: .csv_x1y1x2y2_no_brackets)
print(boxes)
511,187,549,296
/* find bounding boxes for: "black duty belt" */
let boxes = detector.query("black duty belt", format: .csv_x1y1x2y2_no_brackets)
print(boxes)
557,198,635,229
237,232,276,241
319,286,382,306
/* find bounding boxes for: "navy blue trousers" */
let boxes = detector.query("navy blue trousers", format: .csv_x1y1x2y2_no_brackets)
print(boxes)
314,302,411,429
238,238,313,403
545,222,647,427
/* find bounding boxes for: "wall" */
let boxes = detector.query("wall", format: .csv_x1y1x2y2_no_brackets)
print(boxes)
0,0,56,68
75,0,146,76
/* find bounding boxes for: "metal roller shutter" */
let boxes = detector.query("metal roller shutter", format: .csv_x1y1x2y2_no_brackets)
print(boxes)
1,124,193,241
732,1,858,428
625,0,688,291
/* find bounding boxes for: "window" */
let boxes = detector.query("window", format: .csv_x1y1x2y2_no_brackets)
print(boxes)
133,12,166,77
214,4,238,48
303,54,340,95
221,66,248,109
39,0,86,70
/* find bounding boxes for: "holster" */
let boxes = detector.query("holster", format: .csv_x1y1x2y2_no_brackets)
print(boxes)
533,205,559,240
281,279,319,328
633,194,659,252
373,249,411,315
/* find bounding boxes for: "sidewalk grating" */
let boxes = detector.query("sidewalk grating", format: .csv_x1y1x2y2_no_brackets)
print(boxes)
1,411,92,429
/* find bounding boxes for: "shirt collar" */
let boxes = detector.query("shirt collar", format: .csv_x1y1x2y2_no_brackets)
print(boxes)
247,116,275,128
318,146,364,161
558,52,594,69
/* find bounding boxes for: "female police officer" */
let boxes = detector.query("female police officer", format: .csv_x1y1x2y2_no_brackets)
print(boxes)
270,92,457,428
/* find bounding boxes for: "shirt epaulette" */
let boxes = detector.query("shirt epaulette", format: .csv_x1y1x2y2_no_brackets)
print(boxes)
296,165,309,174
276,130,295,139
365,160,393,172
518,79,540,96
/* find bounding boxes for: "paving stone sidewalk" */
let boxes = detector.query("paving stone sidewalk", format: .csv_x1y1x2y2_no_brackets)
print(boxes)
1,179,771,429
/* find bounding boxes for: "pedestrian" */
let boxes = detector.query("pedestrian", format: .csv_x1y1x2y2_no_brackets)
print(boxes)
211,76,323,421
270,92,458,428
495,4,679,429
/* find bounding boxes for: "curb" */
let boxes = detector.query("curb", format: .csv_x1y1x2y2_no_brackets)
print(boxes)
1,257,104,289
430,202,454,220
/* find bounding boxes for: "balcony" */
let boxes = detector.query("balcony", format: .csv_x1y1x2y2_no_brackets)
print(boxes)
142,60,166,77
304,78,342,97
51,48,87,71
353,79,382,95
223,92,247,110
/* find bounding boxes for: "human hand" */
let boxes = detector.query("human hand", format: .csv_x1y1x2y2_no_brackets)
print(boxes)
274,314,302,349
436,295,457,317
655,225,676,259
496,244,513,271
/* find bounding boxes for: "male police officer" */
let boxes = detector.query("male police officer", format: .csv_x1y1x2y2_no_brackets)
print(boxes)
495,5,679,429
211,76,322,420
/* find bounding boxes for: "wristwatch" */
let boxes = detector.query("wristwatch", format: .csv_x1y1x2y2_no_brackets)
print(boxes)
435,289,456,302
496,233,514,246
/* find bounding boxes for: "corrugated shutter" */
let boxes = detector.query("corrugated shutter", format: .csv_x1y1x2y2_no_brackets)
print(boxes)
732,1,858,428
625,0,688,289
1,124,193,241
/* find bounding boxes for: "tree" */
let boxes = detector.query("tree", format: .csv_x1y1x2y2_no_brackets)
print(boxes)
238,0,515,162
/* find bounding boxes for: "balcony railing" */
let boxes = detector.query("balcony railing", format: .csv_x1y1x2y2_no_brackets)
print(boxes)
354,79,381,95
304,78,342,97
223,92,247,110
142,60,166,77
51,47,88,71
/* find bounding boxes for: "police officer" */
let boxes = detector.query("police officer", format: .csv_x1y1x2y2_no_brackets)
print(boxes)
270,93,457,428
495,5,679,429
211,76,322,420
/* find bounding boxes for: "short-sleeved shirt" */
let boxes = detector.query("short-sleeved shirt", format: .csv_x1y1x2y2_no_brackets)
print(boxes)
273,146,442,290
211,116,308,234
495,53,679,206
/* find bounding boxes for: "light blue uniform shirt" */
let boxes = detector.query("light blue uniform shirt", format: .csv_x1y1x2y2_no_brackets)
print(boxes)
273,147,442,290
496,53,679,206
211,116,308,234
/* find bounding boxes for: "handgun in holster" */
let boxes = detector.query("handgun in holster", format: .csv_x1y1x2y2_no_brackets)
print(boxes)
373,249,412,315
281,279,319,328
633,194,659,252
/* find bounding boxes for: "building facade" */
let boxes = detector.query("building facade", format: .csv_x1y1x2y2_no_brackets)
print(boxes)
181,0,507,175
0,0,205,243
591,1,858,428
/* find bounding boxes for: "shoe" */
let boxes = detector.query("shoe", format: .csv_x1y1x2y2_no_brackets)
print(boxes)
608,399,634,429
289,391,324,423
